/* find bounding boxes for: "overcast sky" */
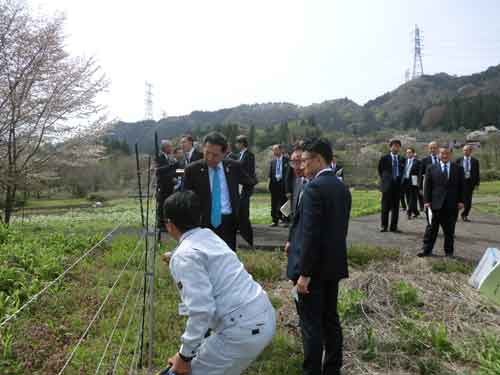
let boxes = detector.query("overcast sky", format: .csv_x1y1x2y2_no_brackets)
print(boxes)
30,0,500,122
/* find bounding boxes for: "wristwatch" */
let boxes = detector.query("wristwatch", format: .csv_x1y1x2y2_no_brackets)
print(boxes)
178,352,194,362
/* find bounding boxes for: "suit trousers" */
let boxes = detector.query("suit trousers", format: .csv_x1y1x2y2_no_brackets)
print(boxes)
211,214,237,251
422,207,459,255
462,180,474,218
404,183,419,216
270,181,287,224
381,182,401,230
298,279,342,375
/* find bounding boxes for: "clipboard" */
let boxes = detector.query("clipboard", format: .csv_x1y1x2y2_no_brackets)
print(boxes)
411,175,418,186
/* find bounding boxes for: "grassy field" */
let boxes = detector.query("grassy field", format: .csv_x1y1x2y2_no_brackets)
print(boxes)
475,180,500,216
1,221,499,374
251,189,380,224
1,186,498,374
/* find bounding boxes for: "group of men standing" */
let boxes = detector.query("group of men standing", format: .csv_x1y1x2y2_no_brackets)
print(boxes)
378,140,480,257
156,132,257,251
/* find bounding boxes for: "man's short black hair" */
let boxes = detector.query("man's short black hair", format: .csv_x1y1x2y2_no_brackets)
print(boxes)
389,139,402,147
302,137,333,164
236,135,248,148
182,134,194,143
406,147,416,153
163,191,201,233
203,132,228,152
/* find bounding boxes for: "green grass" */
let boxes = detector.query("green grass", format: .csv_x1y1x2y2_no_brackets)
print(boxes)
431,260,474,274
250,190,380,225
23,198,90,208
348,244,400,268
475,201,500,216
476,180,500,196
392,281,422,309
237,250,285,283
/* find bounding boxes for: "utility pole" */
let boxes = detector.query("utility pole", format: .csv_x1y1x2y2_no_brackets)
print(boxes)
412,24,424,79
144,81,154,121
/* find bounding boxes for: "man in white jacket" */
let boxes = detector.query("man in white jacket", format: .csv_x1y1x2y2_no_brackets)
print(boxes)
162,190,276,375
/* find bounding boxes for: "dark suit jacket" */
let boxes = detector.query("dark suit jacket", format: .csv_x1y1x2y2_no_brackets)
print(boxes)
156,153,179,194
424,162,465,210
288,171,351,282
239,150,256,196
378,154,406,192
419,155,439,189
268,157,289,189
186,148,203,164
456,156,480,188
182,159,257,227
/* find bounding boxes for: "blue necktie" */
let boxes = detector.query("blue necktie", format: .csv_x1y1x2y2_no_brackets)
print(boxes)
392,156,398,180
443,164,448,179
211,167,222,228
276,160,281,180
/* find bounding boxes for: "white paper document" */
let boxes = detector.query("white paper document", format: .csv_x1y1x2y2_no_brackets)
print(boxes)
469,248,500,289
280,200,291,218
291,286,299,302
411,175,419,186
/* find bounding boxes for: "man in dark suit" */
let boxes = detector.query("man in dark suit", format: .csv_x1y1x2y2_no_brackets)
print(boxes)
401,147,421,219
182,132,257,251
284,146,306,219
268,144,289,227
419,147,465,257
156,140,180,230
378,139,406,232
419,141,440,192
330,154,344,180
456,144,480,222
235,135,256,246
181,134,203,165
288,137,351,375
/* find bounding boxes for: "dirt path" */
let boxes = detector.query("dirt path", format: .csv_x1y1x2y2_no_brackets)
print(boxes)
243,209,500,263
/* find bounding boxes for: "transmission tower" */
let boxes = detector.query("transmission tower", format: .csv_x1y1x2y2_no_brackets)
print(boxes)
412,24,424,79
144,81,154,121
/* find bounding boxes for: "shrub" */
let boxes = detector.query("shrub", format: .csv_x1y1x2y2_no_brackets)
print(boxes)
338,288,366,321
238,250,284,283
392,281,422,308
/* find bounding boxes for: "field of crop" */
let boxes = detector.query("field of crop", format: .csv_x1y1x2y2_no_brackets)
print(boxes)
1,187,499,374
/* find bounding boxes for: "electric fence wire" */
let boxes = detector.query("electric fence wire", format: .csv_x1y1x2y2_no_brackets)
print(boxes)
0,222,123,329
94,231,147,375
56,232,146,375
110,281,145,375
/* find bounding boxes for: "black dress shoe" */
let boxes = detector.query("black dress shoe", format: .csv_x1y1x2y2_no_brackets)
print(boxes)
380,228,388,232
270,222,278,227
463,217,471,222
417,252,431,257
390,228,403,233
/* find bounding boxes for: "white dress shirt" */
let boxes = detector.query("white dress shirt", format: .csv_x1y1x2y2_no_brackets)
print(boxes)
170,228,265,358
275,156,283,180
239,148,247,161
208,161,232,214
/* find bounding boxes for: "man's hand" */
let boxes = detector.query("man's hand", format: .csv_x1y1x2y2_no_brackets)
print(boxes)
458,202,464,210
424,203,431,209
168,353,191,375
284,241,291,257
296,276,311,294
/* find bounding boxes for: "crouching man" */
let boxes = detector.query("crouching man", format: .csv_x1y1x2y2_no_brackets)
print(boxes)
162,190,276,375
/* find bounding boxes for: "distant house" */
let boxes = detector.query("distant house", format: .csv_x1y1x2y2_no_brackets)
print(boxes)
466,125,500,141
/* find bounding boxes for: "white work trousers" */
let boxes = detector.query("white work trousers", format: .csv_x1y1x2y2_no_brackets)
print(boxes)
191,294,276,375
